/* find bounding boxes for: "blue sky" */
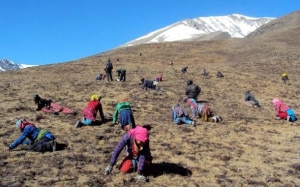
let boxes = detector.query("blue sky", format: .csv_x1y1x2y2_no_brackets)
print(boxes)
1,0,299,65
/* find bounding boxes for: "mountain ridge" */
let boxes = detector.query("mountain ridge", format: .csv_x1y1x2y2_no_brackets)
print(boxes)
1,14,274,71
122,14,274,47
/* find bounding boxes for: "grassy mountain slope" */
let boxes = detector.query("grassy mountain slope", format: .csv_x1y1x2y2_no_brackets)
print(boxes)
1,11,300,186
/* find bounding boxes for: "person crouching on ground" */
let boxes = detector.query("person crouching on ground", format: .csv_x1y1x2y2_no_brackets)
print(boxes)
112,98,136,131
74,94,106,128
244,91,260,107
95,73,106,81
140,78,158,91
272,98,294,120
172,103,195,126
104,126,152,181
116,68,126,82
155,74,163,82
9,119,56,152
184,97,222,123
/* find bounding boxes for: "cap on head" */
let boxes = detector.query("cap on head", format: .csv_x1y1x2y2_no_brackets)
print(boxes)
141,78,145,83
90,94,101,101
272,98,281,105
130,126,149,143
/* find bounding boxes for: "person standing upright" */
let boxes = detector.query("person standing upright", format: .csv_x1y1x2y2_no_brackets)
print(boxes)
105,59,113,82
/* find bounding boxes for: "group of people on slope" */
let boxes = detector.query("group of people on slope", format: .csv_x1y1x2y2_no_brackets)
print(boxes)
172,80,222,126
8,92,151,181
73,94,136,131
244,90,297,122
96,59,126,82
72,94,150,180
181,66,224,78
8,57,296,183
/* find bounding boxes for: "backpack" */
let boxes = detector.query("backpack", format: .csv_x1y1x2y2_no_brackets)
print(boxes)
286,108,297,122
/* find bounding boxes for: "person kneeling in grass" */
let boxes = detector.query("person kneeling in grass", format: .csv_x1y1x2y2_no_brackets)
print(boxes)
9,119,56,152
104,126,152,181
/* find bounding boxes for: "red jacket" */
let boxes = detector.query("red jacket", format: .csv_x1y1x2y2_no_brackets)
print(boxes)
82,101,105,121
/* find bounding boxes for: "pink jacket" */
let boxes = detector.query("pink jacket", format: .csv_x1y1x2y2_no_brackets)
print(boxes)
273,99,289,115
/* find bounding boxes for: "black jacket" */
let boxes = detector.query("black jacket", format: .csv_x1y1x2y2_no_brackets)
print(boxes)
185,84,201,99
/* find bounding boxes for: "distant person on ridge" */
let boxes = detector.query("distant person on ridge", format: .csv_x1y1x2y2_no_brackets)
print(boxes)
203,69,209,76
155,74,163,82
105,58,113,82
281,72,289,84
217,71,224,78
116,68,126,82
272,98,297,122
244,91,260,107
140,78,158,91
95,73,106,81
181,67,188,73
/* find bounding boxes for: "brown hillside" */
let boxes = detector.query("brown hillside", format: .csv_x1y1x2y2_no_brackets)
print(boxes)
1,11,300,186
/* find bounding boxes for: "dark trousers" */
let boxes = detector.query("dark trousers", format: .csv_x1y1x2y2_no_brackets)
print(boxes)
106,71,113,81
28,137,54,152
120,72,126,81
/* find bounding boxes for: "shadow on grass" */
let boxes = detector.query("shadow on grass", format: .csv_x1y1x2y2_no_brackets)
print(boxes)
89,120,105,126
151,162,192,177
55,142,68,151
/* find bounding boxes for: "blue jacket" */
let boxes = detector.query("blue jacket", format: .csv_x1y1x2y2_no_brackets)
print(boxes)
9,126,55,149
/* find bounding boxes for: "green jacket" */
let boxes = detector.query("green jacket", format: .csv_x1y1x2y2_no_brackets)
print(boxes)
113,101,132,123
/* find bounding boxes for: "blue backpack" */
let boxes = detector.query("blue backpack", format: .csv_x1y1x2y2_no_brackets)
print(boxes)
286,108,297,122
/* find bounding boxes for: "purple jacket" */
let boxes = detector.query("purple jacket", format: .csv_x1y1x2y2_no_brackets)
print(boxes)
110,133,151,173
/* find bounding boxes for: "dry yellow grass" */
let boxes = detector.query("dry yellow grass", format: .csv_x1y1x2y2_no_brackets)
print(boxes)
1,11,300,186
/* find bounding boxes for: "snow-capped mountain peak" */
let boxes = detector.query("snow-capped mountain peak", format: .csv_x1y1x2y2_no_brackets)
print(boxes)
0,59,37,72
122,14,275,47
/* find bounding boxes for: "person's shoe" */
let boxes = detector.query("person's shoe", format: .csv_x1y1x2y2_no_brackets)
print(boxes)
192,121,196,127
211,116,217,123
52,140,56,152
74,121,81,128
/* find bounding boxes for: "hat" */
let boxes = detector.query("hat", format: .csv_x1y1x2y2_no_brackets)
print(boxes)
90,94,101,101
272,98,281,105
16,119,23,129
129,126,149,143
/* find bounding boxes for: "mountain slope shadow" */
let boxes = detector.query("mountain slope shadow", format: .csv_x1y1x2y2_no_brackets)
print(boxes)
151,162,192,177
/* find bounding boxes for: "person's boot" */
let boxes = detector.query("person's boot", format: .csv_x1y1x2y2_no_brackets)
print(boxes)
74,121,82,128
